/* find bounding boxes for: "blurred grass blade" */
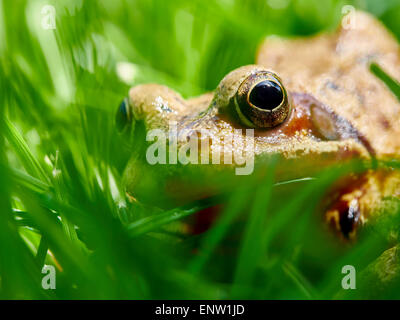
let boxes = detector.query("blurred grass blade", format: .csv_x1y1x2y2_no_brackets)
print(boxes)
231,162,276,298
126,200,217,237
4,118,49,183
188,183,254,275
370,62,400,101
282,262,315,299
10,167,51,193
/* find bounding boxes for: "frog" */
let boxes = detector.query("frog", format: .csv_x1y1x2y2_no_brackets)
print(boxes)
117,11,400,273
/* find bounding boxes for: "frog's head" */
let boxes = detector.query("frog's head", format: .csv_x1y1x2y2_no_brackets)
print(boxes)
118,65,372,180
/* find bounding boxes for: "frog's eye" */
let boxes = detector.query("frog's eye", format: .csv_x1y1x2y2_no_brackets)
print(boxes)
234,71,290,128
116,98,131,132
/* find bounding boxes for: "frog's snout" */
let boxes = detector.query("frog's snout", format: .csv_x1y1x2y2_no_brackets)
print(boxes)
116,97,131,132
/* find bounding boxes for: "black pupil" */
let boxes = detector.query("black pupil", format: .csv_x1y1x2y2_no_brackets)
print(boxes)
248,80,283,110
116,99,129,131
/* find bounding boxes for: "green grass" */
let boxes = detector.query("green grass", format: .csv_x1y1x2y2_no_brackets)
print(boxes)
1,0,400,299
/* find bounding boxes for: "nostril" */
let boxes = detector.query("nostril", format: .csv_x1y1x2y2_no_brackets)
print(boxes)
116,98,130,132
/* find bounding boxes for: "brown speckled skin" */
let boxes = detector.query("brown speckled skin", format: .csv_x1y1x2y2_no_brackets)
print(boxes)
256,11,400,237
124,11,400,239
257,11,400,157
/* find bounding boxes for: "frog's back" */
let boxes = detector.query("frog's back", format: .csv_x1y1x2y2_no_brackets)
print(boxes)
257,11,400,158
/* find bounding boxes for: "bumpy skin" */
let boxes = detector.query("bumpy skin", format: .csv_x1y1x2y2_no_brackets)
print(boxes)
123,11,400,238
257,11,400,157
128,65,369,163
122,10,400,293
257,11,400,238
125,65,371,209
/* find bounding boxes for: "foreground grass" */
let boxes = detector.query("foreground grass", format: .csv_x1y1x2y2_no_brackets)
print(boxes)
1,0,400,299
